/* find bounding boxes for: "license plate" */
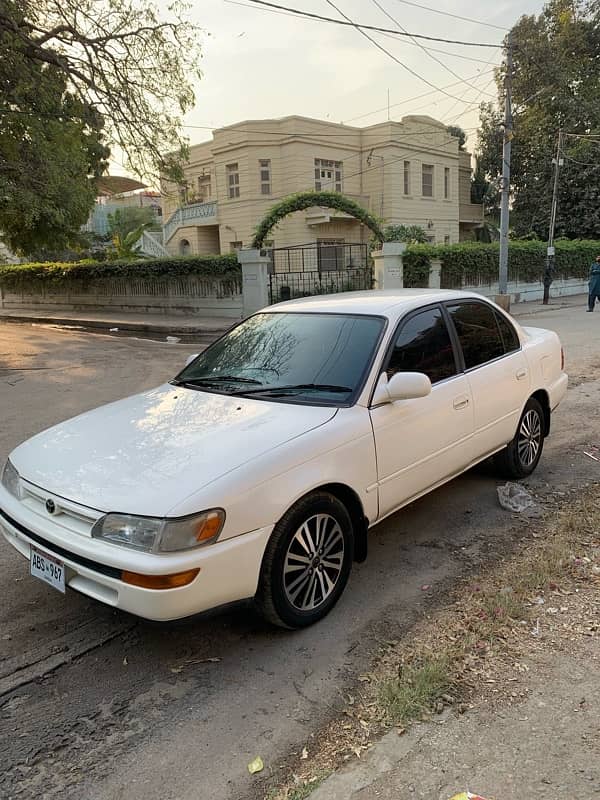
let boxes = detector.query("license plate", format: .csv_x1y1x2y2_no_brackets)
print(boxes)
30,545,66,594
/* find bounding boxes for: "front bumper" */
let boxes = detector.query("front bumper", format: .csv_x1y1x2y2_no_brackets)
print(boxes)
0,490,273,621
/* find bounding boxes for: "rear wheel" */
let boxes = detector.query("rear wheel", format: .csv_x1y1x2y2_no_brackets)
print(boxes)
255,492,354,629
494,397,545,479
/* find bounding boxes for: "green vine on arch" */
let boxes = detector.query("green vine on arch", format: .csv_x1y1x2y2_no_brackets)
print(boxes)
251,191,384,249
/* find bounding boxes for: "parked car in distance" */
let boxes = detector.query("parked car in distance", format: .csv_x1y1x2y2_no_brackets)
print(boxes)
0,290,567,628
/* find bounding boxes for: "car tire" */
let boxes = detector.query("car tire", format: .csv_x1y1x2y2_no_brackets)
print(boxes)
494,397,545,479
255,492,354,629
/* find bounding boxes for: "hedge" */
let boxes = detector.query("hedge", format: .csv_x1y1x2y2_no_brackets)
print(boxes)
2,239,597,295
403,239,600,289
0,254,240,291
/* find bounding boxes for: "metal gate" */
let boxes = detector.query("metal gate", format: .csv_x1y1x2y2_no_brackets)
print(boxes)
267,242,372,304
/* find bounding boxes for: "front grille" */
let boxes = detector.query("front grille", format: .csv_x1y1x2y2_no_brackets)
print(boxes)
0,508,122,580
20,481,101,537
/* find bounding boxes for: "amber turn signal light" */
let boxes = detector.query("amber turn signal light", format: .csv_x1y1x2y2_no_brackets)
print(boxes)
195,511,223,543
121,568,200,590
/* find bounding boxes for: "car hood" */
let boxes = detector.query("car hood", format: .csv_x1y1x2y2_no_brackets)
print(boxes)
10,384,337,516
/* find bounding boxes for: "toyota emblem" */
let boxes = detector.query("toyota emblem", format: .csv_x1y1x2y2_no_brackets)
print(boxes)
45,499,56,515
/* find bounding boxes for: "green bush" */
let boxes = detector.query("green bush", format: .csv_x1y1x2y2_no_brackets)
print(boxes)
403,239,600,289
0,254,240,291
252,191,384,249
403,244,435,288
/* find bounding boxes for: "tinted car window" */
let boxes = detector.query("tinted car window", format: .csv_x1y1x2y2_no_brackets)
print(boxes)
388,306,457,384
447,301,505,369
495,310,520,353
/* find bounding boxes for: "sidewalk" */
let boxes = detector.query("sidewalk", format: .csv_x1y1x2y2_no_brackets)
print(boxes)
0,308,236,339
510,292,587,317
309,644,599,800
0,293,588,337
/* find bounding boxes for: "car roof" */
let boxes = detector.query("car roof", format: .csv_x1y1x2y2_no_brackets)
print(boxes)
265,289,489,319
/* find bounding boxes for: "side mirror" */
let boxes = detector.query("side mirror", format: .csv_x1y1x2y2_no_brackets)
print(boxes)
185,353,199,367
372,371,432,405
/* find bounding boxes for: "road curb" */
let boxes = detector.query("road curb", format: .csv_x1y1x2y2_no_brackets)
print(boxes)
0,312,233,336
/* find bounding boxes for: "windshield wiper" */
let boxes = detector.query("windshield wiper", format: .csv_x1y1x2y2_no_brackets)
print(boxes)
231,383,353,396
175,375,263,387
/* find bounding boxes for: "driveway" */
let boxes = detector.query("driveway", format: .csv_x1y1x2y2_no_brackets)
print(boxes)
0,303,598,800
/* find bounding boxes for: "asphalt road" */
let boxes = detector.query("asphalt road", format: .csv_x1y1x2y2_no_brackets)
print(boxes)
0,306,598,800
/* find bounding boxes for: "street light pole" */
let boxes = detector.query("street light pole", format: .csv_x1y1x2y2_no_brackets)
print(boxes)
543,130,564,305
498,33,513,298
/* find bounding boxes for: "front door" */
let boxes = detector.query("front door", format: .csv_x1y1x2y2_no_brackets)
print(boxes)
369,305,474,518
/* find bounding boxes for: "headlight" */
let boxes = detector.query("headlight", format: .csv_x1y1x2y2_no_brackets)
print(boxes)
1,459,21,499
91,509,225,553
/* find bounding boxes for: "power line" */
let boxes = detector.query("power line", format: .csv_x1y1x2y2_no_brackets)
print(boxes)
375,31,501,65
181,123,479,136
342,69,495,123
562,153,600,168
564,132,600,140
233,0,504,47
0,106,484,137
225,0,500,64
388,0,508,31
367,0,495,98
322,0,485,103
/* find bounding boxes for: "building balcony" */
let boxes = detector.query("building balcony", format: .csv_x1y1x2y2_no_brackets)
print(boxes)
163,201,218,243
459,202,484,225
305,194,372,228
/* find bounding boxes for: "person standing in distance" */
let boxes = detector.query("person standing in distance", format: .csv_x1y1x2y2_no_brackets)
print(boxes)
587,256,600,312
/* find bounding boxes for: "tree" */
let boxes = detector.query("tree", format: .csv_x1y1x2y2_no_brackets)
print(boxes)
0,1,109,254
0,0,201,254
106,207,155,259
476,0,600,239
446,125,467,151
0,0,202,181
107,207,157,240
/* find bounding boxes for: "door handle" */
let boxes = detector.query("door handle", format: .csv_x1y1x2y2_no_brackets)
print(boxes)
453,396,470,410
516,369,528,381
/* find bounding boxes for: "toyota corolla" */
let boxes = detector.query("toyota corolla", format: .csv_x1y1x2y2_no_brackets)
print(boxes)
0,290,567,627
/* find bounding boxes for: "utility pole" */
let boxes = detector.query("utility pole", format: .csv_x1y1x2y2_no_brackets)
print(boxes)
498,33,513,299
543,130,564,304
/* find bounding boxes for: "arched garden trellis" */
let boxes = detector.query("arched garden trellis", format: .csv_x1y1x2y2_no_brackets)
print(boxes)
251,191,384,249
251,192,384,302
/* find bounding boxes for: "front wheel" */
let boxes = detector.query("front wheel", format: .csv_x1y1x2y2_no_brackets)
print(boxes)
255,492,354,629
494,397,545,479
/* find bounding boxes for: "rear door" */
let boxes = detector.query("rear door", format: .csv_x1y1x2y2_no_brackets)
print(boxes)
369,304,474,518
445,300,530,458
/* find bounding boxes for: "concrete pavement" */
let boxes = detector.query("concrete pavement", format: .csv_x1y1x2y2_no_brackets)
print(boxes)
0,308,236,340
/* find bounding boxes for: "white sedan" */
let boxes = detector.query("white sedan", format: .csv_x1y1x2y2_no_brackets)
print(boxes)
0,290,567,627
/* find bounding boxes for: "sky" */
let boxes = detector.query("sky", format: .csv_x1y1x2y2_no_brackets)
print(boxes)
111,0,545,176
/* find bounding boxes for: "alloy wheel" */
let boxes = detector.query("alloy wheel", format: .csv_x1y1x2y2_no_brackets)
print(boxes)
283,514,344,611
517,409,542,468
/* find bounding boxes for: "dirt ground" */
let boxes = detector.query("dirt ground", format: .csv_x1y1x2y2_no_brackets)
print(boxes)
0,302,598,800
286,485,600,800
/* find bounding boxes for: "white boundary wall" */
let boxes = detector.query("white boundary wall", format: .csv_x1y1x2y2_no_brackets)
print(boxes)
0,275,243,319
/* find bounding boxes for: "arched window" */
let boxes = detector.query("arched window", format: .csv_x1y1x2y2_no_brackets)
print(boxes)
179,238,191,255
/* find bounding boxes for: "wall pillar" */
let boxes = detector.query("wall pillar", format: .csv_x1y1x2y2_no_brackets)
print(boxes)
238,248,271,317
429,258,442,289
372,242,407,290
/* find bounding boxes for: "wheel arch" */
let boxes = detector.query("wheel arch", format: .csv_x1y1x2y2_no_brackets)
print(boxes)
530,389,551,436
278,483,369,564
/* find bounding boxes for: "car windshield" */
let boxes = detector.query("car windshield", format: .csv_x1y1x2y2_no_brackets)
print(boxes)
174,312,385,404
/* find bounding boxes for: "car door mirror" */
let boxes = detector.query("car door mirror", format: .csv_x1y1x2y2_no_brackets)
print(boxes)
372,372,432,404
185,353,199,367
